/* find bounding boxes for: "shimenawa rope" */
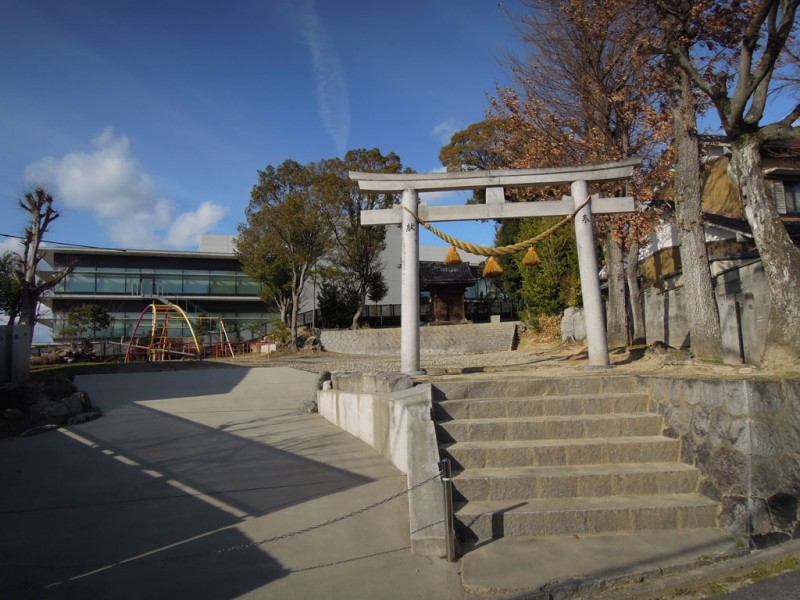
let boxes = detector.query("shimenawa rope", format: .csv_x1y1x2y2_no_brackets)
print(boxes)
402,194,592,257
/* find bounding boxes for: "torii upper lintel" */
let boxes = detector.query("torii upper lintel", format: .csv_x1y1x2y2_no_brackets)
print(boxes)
349,156,640,192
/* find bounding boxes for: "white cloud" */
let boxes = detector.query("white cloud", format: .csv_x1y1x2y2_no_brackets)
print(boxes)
0,236,23,255
167,202,228,249
24,128,225,249
300,0,350,157
432,119,458,145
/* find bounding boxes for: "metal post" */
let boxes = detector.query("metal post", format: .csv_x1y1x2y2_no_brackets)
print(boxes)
440,458,456,562
571,181,610,366
401,188,423,374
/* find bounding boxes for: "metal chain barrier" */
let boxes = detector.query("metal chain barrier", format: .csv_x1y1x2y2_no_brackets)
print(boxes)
21,469,444,575
216,470,443,555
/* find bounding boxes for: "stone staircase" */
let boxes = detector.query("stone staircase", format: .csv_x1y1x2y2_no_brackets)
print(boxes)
433,376,721,543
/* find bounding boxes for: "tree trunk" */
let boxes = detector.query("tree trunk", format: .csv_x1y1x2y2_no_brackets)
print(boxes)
350,293,365,330
604,233,629,348
18,289,37,327
671,69,723,361
626,238,646,345
728,138,800,364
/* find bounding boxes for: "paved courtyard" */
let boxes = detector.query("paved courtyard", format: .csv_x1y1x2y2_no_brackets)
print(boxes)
0,366,462,599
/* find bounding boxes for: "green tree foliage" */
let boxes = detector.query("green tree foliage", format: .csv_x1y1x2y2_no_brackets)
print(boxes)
512,218,581,323
316,148,405,329
239,159,334,345
0,251,23,324
236,219,293,325
317,281,359,329
438,119,510,204
65,303,112,341
193,312,217,340
366,271,388,304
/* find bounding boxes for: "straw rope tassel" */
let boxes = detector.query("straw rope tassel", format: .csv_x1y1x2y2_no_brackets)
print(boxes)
444,246,462,266
483,256,503,278
401,195,591,257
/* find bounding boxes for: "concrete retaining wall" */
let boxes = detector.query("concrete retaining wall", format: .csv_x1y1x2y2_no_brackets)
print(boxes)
642,375,800,548
320,322,518,356
317,372,446,558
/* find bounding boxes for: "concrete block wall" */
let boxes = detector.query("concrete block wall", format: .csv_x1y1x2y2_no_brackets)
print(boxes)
0,324,30,384
560,261,769,365
320,321,519,356
643,375,800,548
317,372,447,558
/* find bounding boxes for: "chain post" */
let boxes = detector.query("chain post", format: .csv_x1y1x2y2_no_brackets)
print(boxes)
439,458,456,562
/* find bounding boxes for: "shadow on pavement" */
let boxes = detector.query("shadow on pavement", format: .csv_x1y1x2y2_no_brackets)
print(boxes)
0,368,372,598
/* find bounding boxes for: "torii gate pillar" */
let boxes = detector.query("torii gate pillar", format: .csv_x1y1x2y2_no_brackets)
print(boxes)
571,180,609,366
401,188,423,374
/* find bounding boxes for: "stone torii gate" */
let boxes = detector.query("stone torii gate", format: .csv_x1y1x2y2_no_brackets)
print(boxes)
351,157,641,374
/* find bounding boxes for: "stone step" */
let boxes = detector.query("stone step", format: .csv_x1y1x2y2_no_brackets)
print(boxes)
455,494,720,541
441,436,681,469
437,413,663,443
432,376,640,401
452,462,700,502
434,393,649,420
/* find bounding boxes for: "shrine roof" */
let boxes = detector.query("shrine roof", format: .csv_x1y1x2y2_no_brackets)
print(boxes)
420,261,479,289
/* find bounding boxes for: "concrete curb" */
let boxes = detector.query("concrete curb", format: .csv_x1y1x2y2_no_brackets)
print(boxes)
595,538,800,600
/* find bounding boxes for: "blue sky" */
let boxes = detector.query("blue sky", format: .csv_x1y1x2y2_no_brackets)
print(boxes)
1,0,526,254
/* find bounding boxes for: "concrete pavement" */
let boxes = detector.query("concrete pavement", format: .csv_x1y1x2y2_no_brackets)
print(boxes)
0,366,462,599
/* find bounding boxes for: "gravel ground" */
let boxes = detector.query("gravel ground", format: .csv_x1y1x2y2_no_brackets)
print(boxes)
209,341,795,381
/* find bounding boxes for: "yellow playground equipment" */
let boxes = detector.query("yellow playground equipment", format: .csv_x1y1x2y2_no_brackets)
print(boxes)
124,303,234,362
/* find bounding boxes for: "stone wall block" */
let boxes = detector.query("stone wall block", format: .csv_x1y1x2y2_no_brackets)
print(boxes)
684,380,702,406
699,479,722,501
667,403,692,433
690,405,710,437
749,496,772,535
719,496,750,536
745,380,784,417
724,382,751,417
748,420,781,456
698,381,725,409
708,410,733,448
331,371,413,394
749,455,791,498
789,382,800,439
726,418,747,451
707,446,748,495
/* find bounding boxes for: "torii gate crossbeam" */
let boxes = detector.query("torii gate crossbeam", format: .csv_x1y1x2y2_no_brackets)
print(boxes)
351,158,641,374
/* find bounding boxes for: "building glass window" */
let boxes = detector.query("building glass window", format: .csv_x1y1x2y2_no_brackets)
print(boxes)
183,275,210,294
96,269,126,293
236,274,261,295
784,181,800,214
65,271,95,293
157,276,183,295
210,272,237,295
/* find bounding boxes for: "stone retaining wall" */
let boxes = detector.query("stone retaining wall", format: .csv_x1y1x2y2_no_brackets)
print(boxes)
320,322,518,356
642,376,800,547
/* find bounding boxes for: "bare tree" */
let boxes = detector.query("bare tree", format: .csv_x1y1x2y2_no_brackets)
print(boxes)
15,188,73,335
659,0,800,363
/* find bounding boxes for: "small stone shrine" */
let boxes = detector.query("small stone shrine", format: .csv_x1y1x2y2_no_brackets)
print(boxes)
420,262,478,323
